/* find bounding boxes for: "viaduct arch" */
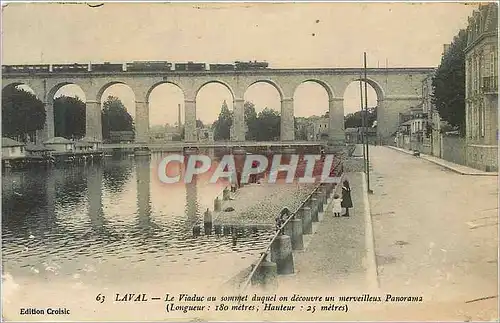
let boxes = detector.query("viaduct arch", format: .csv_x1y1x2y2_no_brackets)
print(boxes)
2,65,434,145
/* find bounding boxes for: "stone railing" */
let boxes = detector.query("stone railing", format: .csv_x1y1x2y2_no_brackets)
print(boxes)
237,162,345,293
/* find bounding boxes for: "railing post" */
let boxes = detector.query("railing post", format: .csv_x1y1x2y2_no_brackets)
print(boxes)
291,218,304,250
302,206,313,235
250,254,278,289
223,187,230,201
316,189,324,213
192,225,201,237
270,234,294,275
214,197,221,212
204,206,212,235
284,219,293,237
320,186,327,208
311,197,319,222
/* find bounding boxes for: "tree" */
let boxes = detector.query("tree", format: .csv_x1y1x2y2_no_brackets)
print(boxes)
2,86,46,141
196,119,204,128
212,100,233,140
212,100,281,141
432,29,467,136
344,107,377,128
101,96,135,140
53,95,86,139
244,101,258,140
255,108,281,141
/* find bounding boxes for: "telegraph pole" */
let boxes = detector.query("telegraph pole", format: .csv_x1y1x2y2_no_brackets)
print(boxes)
364,52,373,194
359,74,366,174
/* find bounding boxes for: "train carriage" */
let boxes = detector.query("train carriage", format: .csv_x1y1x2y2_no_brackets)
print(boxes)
52,63,89,73
91,62,123,72
209,64,235,71
235,61,269,70
126,61,172,72
27,65,50,73
2,65,50,73
175,62,206,71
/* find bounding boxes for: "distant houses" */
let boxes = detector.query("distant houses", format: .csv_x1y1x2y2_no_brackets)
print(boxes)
25,143,54,157
295,115,329,141
2,138,26,159
1,136,103,168
80,137,102,151
43,137,75,153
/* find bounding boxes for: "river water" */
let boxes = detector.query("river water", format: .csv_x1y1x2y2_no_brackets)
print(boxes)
2,152,275,320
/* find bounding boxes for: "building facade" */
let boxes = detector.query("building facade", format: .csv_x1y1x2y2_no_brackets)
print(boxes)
311,116,329,140
464,3,498,171
1,138,26,158
43,137,75,153
294,115,329,141
421,71,438,154
395,106,428,151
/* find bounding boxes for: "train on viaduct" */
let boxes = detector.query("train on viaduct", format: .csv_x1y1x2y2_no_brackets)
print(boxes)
2,60,270,74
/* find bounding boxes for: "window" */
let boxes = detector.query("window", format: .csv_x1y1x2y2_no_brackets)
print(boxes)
467,58,472,96
472,105,475,138
479,53,483,80
476,106,480,138
467,105,472,139
491,51,497,77
10,147,15,154
480,102,485,137
473,56,478,91
478,103,483,137
476,56,481,90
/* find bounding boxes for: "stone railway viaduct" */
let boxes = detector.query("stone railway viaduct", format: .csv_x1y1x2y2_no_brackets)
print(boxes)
2,66,435,145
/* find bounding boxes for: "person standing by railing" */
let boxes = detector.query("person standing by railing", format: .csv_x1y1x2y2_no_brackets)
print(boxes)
332,194,342,217
341,180,353,216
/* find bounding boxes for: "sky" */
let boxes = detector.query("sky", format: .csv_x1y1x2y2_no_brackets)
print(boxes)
2,2,477,126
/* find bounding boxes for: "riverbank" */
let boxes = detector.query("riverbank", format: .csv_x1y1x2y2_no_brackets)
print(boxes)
2,151,104,170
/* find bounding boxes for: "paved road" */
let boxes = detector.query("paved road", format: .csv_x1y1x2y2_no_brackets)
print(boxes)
368,146,498,320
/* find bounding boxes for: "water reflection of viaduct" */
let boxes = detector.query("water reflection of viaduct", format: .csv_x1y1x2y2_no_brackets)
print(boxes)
2,66,434,144
88,160,161,234
91,157,200,233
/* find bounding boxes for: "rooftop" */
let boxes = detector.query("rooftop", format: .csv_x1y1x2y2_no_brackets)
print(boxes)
80,136,102,143
75,141,94,147
25,143,54,152
2,137,25,147
44,137,73,145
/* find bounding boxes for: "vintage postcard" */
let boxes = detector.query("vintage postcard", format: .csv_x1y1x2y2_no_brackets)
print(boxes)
1,1,498,322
